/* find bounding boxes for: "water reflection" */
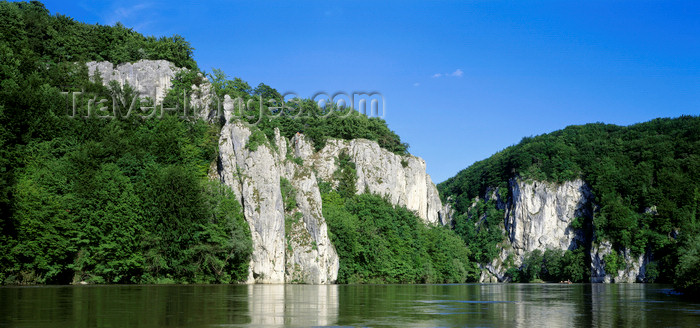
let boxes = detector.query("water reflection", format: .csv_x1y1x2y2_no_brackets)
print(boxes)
333,284,699,328
1,284,699,327
246,284,338,327
590,283,648,327
0,285,254,327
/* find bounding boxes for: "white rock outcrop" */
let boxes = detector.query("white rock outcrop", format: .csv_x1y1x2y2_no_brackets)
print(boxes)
590,240,648,283
481,179,592,281
87,60,182,103
213,121,450,282
505,179,591,257
294,136,449,225
214,119,339,284
479,178,650,283
283,161,338,284
87,59,225,122
217,122,286,283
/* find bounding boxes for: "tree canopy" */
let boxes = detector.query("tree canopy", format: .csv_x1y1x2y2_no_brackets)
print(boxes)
0,0,248,284
207,69,409,155
0,1,197,69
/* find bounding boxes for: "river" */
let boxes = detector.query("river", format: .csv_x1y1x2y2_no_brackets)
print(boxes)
1,284,698,327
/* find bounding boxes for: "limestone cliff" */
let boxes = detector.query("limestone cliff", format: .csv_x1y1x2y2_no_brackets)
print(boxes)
211,117,449,283
293,135,449,225
479,178,648,283
480,179,592,281
83,60,461,283
506,179,591,257
213,110,339,284
87,60,182,103
590,240,649,283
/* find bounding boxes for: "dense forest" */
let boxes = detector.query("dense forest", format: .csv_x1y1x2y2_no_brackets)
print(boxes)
439,117,700,293
0,1,254,284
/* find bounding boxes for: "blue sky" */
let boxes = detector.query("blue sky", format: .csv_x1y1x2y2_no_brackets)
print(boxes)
41,0,699,182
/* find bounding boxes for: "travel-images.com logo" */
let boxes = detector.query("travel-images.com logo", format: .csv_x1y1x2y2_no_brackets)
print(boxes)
61,90,386,123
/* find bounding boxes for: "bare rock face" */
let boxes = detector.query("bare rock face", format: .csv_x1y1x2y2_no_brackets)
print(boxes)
481,179,592,281
479,178,649,283
214,118,338,284
215,125,449,283
296,136,449,225
86,60,181,103
189,79,219,122
590,240,648,283
216,121,287,283
283,161,338,284
506,179,591,257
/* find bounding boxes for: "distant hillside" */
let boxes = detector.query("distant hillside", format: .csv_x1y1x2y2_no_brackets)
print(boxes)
439,116,700,292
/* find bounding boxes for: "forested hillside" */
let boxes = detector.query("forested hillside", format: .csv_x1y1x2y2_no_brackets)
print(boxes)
3,1,697,294
0,1,433,285
0,1,255,284
439,116,700,293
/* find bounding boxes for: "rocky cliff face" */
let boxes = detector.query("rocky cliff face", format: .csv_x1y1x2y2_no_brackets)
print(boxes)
86,60,450,284
293,135,449,226
590,241,649,283
480,178,649,283
481,179,592,281
214,102,339,283
216,120,285,283
505,179,591,258
212,118,449,283
87,60,182,103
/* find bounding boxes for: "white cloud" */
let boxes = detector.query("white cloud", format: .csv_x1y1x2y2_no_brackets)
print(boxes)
432,69,464,79
105,3,153,25
98,2,158,32
413,82,420,87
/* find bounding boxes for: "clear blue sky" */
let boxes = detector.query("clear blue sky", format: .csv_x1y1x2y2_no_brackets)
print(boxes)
41,0,699,183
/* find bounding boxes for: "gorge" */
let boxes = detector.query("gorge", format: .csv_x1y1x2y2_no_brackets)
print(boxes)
83,59,684,286
0,2,698,296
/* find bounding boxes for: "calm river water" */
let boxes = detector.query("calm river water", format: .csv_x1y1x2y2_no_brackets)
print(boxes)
1,284,698,327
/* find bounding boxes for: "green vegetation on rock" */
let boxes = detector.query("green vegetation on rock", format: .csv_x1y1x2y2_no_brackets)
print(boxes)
321,152,478,283
507,249,587,283
207,69,409,155
453,198,505,265
0,1,413,285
